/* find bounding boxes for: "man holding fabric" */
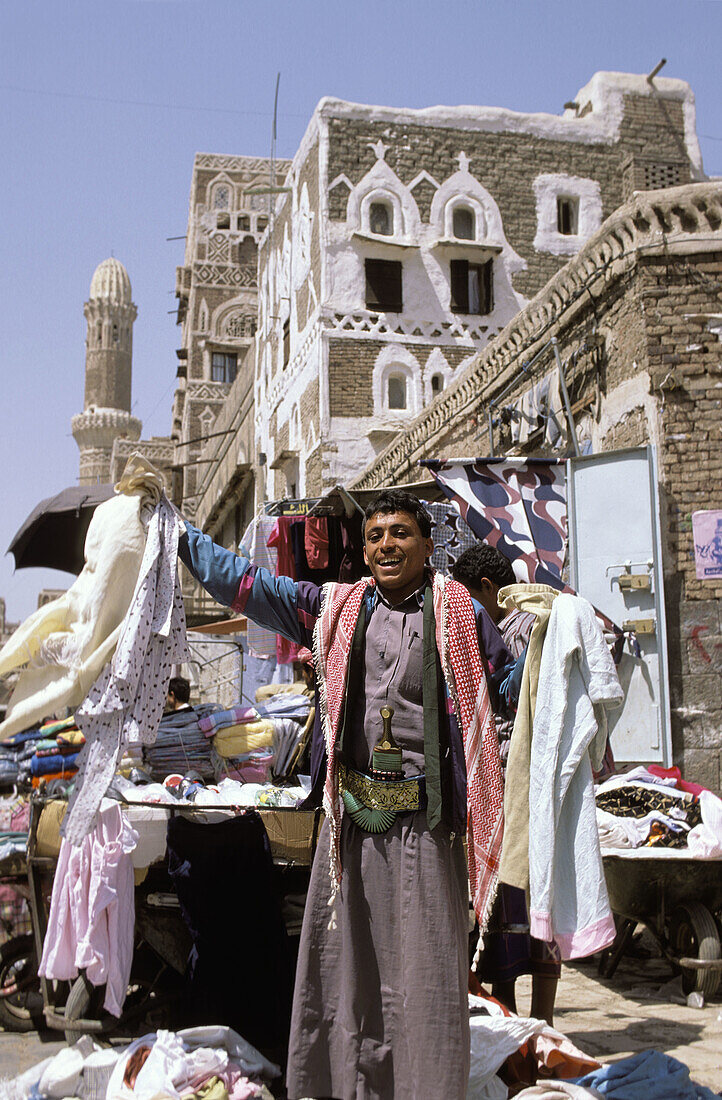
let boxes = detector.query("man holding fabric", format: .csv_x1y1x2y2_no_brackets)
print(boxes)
178,489,509,1100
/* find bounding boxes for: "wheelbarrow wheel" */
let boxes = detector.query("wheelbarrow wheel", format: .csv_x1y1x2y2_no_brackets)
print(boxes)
64,972,104,1044
669,902,721,998
0,934,44,1032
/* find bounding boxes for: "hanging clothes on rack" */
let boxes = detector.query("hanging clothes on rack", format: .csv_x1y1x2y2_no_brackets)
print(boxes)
497,584,559,894
267,518,301,665
528,595,623,958
238,515,278,660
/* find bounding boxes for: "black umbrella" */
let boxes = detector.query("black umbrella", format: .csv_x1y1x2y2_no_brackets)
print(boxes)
7,484,116,575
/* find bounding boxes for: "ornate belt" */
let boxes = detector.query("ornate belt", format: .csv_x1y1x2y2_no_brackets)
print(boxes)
339,763,425,833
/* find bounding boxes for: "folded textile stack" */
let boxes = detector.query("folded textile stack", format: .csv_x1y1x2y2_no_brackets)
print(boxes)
199,696,311,779
8,1025,279,1100
7,716,86,788
144,703,222,781
596,765,722,855
198,705,259,735
213,746,275,784
0,724,48,788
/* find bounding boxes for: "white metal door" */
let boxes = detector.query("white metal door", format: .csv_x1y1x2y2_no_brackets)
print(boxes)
567,446,671,764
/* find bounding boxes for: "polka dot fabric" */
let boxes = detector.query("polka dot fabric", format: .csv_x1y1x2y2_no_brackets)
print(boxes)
64,495,189,845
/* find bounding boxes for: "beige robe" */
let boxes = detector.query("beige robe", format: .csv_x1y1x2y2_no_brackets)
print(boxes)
497,583,559,893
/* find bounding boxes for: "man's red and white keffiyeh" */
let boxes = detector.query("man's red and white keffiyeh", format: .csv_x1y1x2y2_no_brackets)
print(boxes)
312,572,504,929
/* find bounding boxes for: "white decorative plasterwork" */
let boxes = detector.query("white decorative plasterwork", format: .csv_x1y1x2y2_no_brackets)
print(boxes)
293,182,314,290
372,344,423,421
324,308,497,347
346,158,421,239
429,155,526,274
212,298,256,340
423,347,453,404
533,174,603,255
207,173,235,212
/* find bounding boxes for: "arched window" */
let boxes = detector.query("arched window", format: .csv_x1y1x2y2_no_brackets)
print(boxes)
452,205,474,240
431,373,444,397
387,374,407,410
96,322,102,347
212,184,230,211
369,201,393,236
112,323,119,344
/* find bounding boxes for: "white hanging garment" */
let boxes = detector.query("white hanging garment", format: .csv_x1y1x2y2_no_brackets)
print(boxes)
64,487,189,845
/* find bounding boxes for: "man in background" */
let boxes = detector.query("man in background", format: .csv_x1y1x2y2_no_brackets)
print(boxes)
165,675,193,713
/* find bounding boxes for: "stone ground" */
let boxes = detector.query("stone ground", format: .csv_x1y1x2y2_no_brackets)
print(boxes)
1,952,720,1094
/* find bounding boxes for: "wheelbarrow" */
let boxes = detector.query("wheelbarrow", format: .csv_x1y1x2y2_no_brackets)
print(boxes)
599,849,722,997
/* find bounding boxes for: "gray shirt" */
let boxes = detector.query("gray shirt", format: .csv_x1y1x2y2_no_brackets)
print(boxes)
348,587,426,778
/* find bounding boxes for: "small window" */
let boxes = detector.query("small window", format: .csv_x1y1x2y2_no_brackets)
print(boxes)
369,201,392,236
216,213,231,230
387,374,407,410
256,216,268,232
96,322,102,346
238,215,250,231
112,323,119,344
211,352,237,383
431,373,444,397
365,259,403,313
450,259,493,315
452,206,474,240
212,185,230,211
556,196,579,235
283,319,290,368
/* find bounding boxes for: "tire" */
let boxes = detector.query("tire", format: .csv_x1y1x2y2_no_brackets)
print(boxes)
0,934,44,1033
669,902,721,999
64,972,103,1044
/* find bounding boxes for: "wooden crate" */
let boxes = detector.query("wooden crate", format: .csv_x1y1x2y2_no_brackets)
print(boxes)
258,807,322,865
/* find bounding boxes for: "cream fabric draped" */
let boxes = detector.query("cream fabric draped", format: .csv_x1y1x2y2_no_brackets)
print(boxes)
0,456,162,740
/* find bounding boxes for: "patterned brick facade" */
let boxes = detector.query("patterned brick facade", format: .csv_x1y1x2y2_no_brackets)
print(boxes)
256,72,701,497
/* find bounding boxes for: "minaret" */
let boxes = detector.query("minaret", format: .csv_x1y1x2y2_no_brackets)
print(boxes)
72,257,142,485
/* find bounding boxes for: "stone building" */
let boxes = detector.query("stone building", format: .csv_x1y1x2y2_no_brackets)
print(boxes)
172,153,291,536
352,181,722,790
72,258,143,484
256,71,703,499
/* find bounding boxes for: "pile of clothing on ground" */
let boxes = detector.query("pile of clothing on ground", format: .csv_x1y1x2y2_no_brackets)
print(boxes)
596,765,722,855
467,988,719,1098
4,1027,279,1100
0,716,84,791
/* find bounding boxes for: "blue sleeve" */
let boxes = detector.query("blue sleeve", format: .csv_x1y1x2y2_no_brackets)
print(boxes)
178,519,313,644
498,645,527,709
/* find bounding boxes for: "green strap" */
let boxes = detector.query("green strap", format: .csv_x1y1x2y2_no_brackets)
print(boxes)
423,586,443,831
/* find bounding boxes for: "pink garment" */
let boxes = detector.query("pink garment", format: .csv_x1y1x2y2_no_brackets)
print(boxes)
647,764,706,797
267,518,300,666
529,1026,600,1078
39,803,138,1016
304,517,329,569
226,1064,263,1099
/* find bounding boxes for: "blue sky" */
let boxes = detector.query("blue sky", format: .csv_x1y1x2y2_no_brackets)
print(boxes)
0,0,719,621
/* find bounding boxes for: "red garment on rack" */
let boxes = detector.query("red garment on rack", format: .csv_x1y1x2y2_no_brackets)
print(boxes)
305,517,329,569
267,517,300,665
